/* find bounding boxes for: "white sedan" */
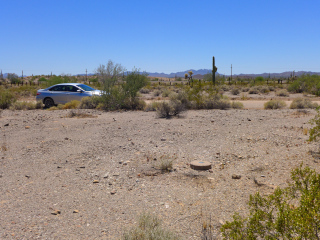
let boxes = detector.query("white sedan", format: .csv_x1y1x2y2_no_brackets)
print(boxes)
36,83,102,108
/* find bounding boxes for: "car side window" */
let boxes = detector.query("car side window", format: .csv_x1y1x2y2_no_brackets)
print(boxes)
49,85,65,91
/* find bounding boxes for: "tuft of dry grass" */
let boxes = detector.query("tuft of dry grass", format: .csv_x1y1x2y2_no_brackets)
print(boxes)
66,110,96,118
122,212,180,240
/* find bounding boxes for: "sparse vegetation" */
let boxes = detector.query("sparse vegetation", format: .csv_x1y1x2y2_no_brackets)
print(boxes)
221,165,320,240
264,99,286,109
9,101,42,110
290,98,318,109
122,212,180,240
276,89,290,97
0,88,16,109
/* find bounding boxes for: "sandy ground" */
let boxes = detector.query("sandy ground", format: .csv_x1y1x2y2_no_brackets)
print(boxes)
1,104,320,239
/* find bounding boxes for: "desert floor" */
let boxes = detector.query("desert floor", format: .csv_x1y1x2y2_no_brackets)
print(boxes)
1,95,320,239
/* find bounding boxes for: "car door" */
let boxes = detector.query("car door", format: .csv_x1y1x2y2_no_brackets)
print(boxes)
65,85,86,102
48,85,68,104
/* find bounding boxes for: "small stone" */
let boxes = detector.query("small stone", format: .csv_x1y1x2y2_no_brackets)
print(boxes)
161,138,166,141
232,174,241,179
4,123,9,127
51,210,61,215
64,137,69,140
209,169,213,173
25,126,30,129
110,190,116,195
123,162,128,166
103,173,109,178
73,210,79,213
113,173,120,176
93,180,99,183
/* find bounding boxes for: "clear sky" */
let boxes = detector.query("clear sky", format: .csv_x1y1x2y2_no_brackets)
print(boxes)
1,0,319,76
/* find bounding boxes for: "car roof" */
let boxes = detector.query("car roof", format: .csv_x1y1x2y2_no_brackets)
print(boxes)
52,83,81,86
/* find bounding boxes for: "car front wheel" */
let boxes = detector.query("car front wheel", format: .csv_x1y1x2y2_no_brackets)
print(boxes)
44,98,54,108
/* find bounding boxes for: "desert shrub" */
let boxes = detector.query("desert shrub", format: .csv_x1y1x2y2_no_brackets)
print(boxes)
264,100,286,109
268,86,275,92
248,86,260,94
276,89,290,97
258,86,270,94
9,101,42,110
62,100,80,109
162,89,171,97
145,102,160,111
0,88,16,109
122,212,180,240
205,97,231,110
9,85,38,97
221,85,230,91
122,98,146,110
97,63,149,110
290,98,318,109
240,93,249,100
139,88,150,94
156,100,184,118
153,89,162,97
221,165,320,240
231,101,244,109
78,96,102,109
241,87,250,92
309,108,320,142
231,87,240,95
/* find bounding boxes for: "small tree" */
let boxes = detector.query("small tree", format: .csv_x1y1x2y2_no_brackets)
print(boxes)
221,164,320,239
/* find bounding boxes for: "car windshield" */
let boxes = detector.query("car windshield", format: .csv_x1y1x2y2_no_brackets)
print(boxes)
76,84,95,91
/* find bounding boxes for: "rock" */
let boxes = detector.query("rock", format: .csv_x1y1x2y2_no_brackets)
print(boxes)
93,180,99,183
110,190,116,195
103,173,109,178
4,123,9,127
232,174,241,179
51,210,61,215
113,173,120,176
73,210,79,213
25,126,30,129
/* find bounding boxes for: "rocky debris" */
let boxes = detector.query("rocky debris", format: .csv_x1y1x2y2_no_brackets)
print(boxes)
232,174,241,179
51,210,61,215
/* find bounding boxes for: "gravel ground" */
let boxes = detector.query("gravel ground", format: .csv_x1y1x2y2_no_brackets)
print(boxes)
0,107,319,239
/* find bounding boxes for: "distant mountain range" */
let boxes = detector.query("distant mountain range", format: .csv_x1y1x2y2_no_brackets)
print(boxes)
2,70,320,79
146,70,320,79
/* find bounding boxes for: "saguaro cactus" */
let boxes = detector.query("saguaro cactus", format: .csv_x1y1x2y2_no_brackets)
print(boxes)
212,56,217,85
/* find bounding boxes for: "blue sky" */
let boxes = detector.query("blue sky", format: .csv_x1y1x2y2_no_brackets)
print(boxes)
1,0,319,76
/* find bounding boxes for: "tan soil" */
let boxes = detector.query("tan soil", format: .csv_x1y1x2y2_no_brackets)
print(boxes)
1,97,320,239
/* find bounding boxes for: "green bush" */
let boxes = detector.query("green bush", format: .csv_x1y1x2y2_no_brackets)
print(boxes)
290,98,318,109
264,100,286,109
221,165,320,240
309,108,320,142
0,88,16,109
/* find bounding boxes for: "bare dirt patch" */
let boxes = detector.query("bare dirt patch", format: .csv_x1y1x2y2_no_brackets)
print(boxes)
0,108,319,239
